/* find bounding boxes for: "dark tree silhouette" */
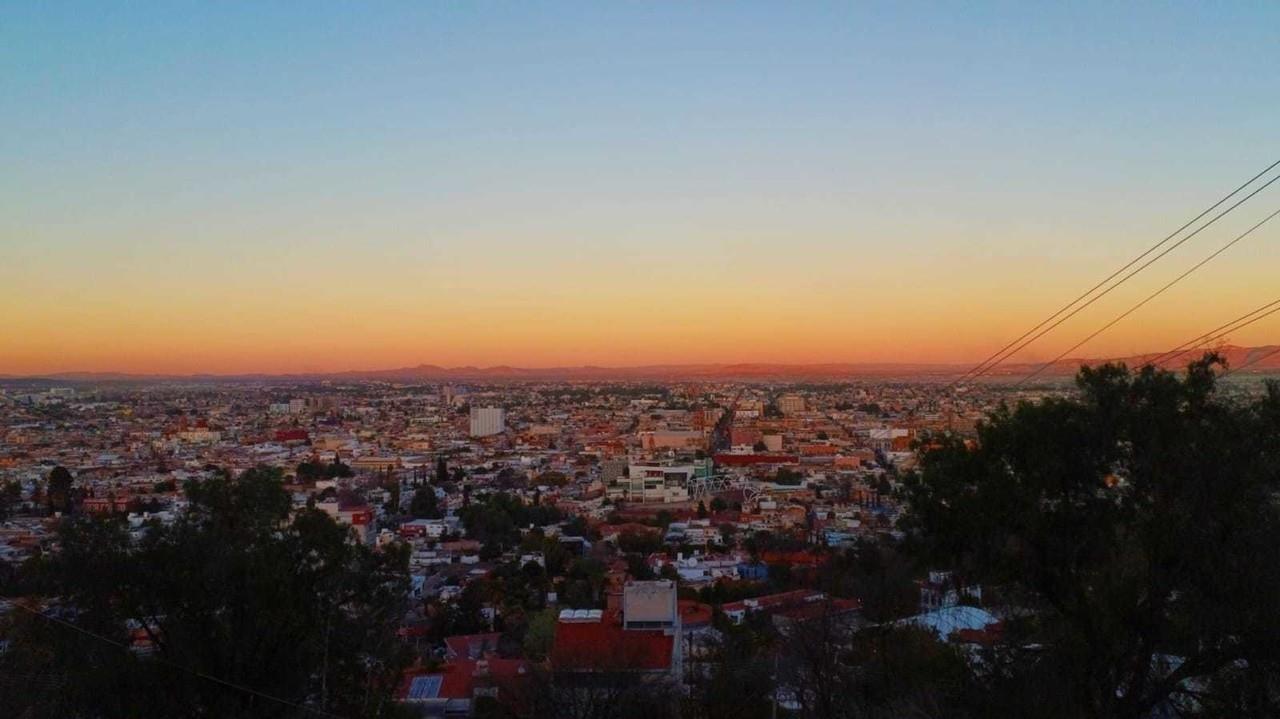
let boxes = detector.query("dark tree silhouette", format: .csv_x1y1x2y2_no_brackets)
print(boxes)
905,355,1280,717
45,465,74,514
1,466,411,718
410,485,442,519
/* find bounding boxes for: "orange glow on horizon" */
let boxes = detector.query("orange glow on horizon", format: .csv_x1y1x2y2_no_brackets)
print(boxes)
6,279,1278,376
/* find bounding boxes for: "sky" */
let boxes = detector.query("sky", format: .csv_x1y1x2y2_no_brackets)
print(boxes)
3,2,1280,375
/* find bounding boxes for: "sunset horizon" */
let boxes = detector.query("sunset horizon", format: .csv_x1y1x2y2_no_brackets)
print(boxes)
5,4,1279,377
7,341,1280,379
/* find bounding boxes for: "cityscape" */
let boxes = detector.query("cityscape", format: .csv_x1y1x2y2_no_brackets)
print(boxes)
3,3,1280,718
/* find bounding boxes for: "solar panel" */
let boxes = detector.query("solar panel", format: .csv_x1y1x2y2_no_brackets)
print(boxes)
407,675,443,700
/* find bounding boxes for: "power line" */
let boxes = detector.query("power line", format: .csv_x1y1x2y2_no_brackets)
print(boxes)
949,158,1280,388
1047,298,1280,377
1013,206,1280,386
1144,298,1280,369
10,602,348,719
1047,300,1280,379
968,173,1280,384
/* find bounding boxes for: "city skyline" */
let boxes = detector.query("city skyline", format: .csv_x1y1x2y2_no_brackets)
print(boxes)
6,6,1280,716
5,3,1280,374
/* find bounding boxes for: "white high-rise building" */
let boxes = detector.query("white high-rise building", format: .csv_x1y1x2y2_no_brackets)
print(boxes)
469,407,506,437
778,394,806,414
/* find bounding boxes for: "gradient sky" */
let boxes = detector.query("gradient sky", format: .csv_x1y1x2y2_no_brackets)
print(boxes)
3,2,1280,374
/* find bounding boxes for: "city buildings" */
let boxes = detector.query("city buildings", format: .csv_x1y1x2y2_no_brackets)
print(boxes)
0,374,1031,717
469,407,506,438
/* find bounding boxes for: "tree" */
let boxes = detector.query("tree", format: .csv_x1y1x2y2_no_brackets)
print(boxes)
2,465,411,718
561,515,595,539
384,475,402,514
774,468,803,486
780,616,967,719
535,470,569,487
697,500,709,519
45,465,74,514
524,664,679,719
431,581,489,639
296,458,353,483
685,625,776,719
654,510,674,529
0,480,21,519
330,456,353,478
818,543,918,624
410,486,441,519
435,456,449,485
125,496,164,515
906,356,1280,717
522,607,557,660
559,558,607,608
618,529,663,556
458,492,563,549
718,523,737,546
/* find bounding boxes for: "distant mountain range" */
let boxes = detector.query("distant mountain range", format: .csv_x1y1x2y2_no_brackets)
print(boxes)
3,345,1277,384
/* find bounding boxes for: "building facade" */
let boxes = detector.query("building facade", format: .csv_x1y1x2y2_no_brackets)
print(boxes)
469,407,506,437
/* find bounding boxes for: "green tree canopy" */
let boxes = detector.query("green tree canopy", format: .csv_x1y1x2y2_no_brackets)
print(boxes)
410,485,442,519
906,356,1280,717
46,465,74,514
2,465,411,718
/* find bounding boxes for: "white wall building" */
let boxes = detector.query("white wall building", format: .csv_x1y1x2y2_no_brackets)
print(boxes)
469,407,506,437
778,395,806,414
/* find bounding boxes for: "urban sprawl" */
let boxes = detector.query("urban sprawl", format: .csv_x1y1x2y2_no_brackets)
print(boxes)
0,374,1270,716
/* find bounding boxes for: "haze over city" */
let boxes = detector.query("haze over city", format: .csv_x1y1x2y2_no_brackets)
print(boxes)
5,3,1280,375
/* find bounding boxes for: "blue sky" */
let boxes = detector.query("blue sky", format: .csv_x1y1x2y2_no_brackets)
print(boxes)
3,3,1279,372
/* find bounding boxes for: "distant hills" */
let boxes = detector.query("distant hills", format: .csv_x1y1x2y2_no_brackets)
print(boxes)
985,344,1280,379
4,345,1277,384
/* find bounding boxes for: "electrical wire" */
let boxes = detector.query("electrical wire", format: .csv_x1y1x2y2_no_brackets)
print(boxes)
950,159,1280,387
1013,207,1280,385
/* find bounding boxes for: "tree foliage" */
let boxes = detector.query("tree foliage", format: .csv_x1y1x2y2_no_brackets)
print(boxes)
906,356,1280,717
45,465,74,514
458,492,563,548
0,479,21,520
2,466,411,718
296,457,353,482
409,485,441,519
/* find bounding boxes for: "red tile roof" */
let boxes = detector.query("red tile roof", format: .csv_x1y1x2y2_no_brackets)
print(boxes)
759,550,825,566
551,611,674,672
444,631,503,660
714,453,799,466
397,658,531,702
722,589,860,620
601,522,662,537
678,600,713,628
772,597,860,622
